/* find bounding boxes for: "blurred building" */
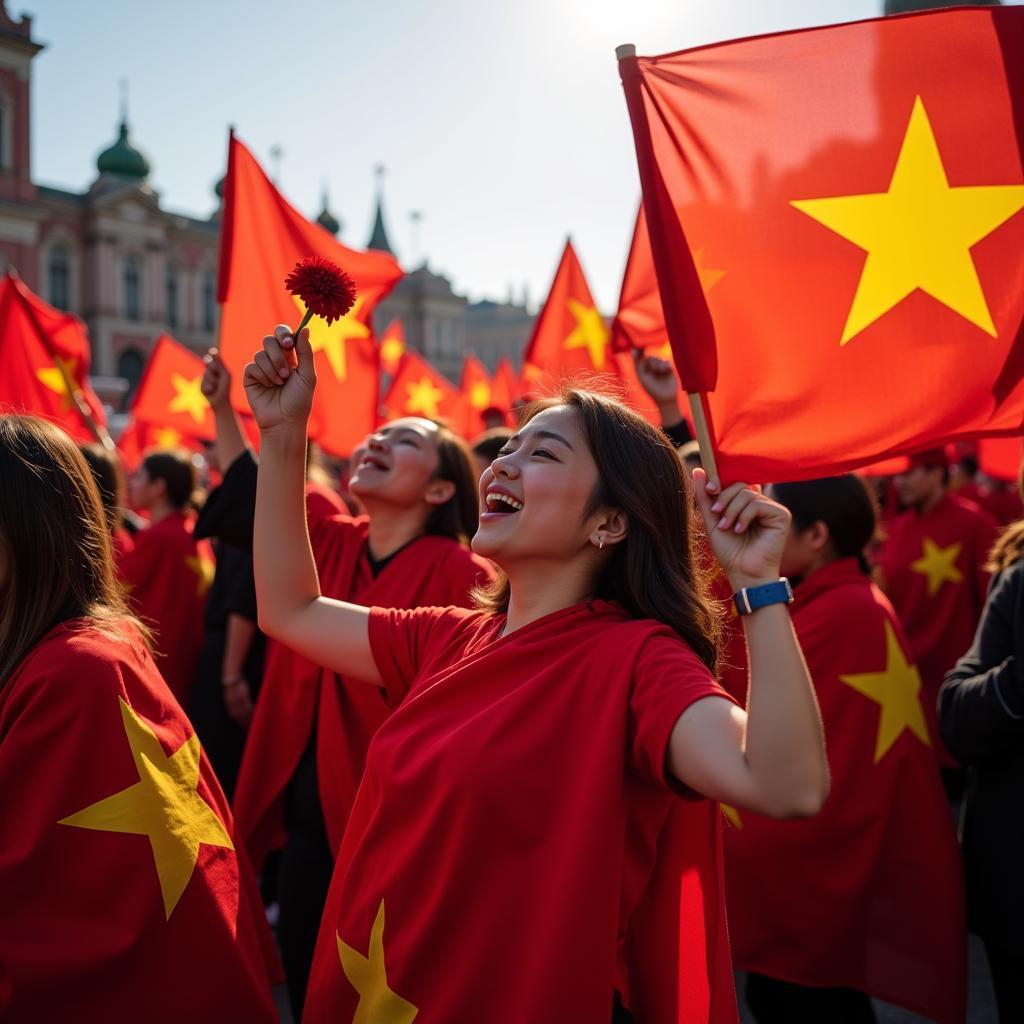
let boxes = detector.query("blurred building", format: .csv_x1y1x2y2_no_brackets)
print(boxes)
884,0,1000,13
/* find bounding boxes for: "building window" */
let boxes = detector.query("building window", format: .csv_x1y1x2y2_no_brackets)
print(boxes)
166,266,178,329
202,270,216,332
117,348,145,406
48,246,70,310
123,256,141,321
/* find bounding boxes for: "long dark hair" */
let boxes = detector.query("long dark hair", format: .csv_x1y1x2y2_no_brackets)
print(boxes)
80,442,127,535
0,415,149,687
425,424,479,545
771,476,877,573
474,388,719,672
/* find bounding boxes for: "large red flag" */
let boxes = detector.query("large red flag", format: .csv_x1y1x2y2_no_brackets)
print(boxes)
217,133,398,455
491,356,519,415
619,7,1024,483
521,240,622,395
130,335,215,443
0,272,106,443
977,435,1023,483
459,353,494,438
381,350,467,429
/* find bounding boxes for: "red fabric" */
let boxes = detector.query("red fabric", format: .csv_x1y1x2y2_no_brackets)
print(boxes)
0,272,106,443
490,357,519,415
304,600,738,1023
619,7,1024,483
724,559,965,1021
878,494,997,759
521,239,623,396
117,512,213,706
116,418,208,473
128,335,214,443
0,621,278,1022
232,516,492,871
380,350,467,428
217,133,398,456
611,204,672,356
459,353,494,438
977,435,1023,483
304,480,348,528
111,526,135,560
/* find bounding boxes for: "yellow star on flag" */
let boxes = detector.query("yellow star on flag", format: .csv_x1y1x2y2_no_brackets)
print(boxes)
469,379,491,410
153,427,183,448
721,803,743,829
337,900,419,1024
59,697,234,918
36,357,78,412
168,373,209,425
693,246,725,294
186,554,215,598
840,620,932,763
405,377,444,419
294,295,369,382
792,96,1024,345
380,333,405,375
910,537,964,596
563,298,609,370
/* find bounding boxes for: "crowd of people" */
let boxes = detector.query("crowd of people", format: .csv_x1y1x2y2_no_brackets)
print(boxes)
0,328,1022,1023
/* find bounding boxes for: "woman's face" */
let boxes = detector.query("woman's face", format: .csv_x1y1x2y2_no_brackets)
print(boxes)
473,405,603,563
348,418,443,507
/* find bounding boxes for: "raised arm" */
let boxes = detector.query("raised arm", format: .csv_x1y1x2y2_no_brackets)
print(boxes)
667,472,829,818
201,349,251,472
243,325,381,685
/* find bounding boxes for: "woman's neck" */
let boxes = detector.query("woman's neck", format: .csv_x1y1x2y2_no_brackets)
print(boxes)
146,499,177,526
364,500,430,562
502,559,596,636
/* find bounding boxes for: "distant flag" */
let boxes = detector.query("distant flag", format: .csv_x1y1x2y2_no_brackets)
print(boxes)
381,350,467,429
491,357,519,416
379,318,407,376
459,353,495,438
217,131,400,455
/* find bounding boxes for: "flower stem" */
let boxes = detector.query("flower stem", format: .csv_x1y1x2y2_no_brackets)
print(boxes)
293,307,314,338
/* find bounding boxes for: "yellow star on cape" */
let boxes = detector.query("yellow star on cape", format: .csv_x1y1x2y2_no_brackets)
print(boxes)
380,333,405,375
167,373,209,425
294,295,369,382
405,377,444,419
792,96,1024,345
337,900,419,1024
469,379,491,410
59,697,233,918
840,620,932,763
563,298,609,370
186,553,215,597
721,803,743,829
910,536,964,596
153,427,183,448
36,357,78,412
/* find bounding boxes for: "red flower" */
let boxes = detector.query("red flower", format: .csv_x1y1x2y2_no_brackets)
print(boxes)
285,256,357,325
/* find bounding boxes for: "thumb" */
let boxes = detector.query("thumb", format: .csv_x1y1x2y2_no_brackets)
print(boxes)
690,467,718,534
294,327,316,380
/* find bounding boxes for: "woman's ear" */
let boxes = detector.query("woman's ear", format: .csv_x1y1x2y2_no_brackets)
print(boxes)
807,519,831,553
424,478,457,507
591,508,629,549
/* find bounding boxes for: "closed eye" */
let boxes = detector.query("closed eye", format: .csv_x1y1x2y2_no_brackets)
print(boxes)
533,448,557,460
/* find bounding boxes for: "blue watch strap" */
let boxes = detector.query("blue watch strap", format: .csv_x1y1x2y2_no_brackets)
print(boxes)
733,578,794,616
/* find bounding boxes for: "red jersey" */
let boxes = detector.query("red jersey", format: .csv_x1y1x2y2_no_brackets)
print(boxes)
232,516,494,870
724,558,965,1022
117,511,214,705
0,621,278,1022
304,600,738,1023
878,493,996,747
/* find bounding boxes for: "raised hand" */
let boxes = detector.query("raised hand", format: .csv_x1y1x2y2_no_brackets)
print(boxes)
691,468,791,589
201,348,231,409
634,349,680,406
242,325,316,434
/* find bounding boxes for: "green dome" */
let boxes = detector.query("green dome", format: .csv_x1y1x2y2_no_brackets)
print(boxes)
214,173,226,199
96,120,150,179
316,205,341,236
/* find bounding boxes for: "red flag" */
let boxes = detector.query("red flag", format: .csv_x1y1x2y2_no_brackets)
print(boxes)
129,335,214,443
116,418,208,473
0,272,106,443
459,353,494,438
381,350,467,429
217,132,397,455
379,318,406,377
521,240,621,395
619,7,1024,483
490,357,519,415
977,435,1023,483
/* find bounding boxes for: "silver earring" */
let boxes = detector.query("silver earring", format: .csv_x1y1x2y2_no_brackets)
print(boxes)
597,536,605,550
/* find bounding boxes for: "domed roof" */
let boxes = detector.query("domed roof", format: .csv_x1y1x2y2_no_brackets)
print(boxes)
316,190,342,236
214,173,226,200
96,119,150,180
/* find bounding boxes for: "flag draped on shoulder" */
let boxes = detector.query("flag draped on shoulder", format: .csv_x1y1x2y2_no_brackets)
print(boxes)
217,132,400,455
382,350,466,428
0,271,107,443
618,6,1024,482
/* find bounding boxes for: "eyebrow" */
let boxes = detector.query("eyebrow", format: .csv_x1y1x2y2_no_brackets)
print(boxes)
509,429,574,452
380,426,428,441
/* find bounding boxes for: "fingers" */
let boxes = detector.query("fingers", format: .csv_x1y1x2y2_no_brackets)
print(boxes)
262,333,293,381
243,350,279,390
705,479,762,533
274,323,299,369
293,326,316,378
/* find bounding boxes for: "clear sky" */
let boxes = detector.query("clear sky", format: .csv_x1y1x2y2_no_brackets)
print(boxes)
23,0,1019,312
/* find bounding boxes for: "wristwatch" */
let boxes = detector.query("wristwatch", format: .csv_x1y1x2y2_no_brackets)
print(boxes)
733,578,794,616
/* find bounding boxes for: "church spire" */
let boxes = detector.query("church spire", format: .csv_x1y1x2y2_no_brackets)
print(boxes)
366,163,395,255
316,182,342,237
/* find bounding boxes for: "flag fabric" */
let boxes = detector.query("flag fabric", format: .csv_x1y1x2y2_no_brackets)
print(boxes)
117,512,215,706
379,318,407,377
0,272,106,443
381,349,467,427
217,132,399,455
618,6,1024,483
977,435,1023,483
0,620,278,1022
459,353,495,438
304,601,738,1023
116,418,208,472
723,559,966,1022
520,239,621,395
129,334,215,443
490,357,519,415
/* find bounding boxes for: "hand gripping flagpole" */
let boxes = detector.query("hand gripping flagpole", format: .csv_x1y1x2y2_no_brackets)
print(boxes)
616,43,721,484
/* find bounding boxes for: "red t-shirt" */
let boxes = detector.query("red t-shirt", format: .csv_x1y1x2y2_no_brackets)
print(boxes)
304,599,737,1024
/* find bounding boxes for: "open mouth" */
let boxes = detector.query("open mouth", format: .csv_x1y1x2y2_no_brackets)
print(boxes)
484,492,523,514
358,455,389,472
